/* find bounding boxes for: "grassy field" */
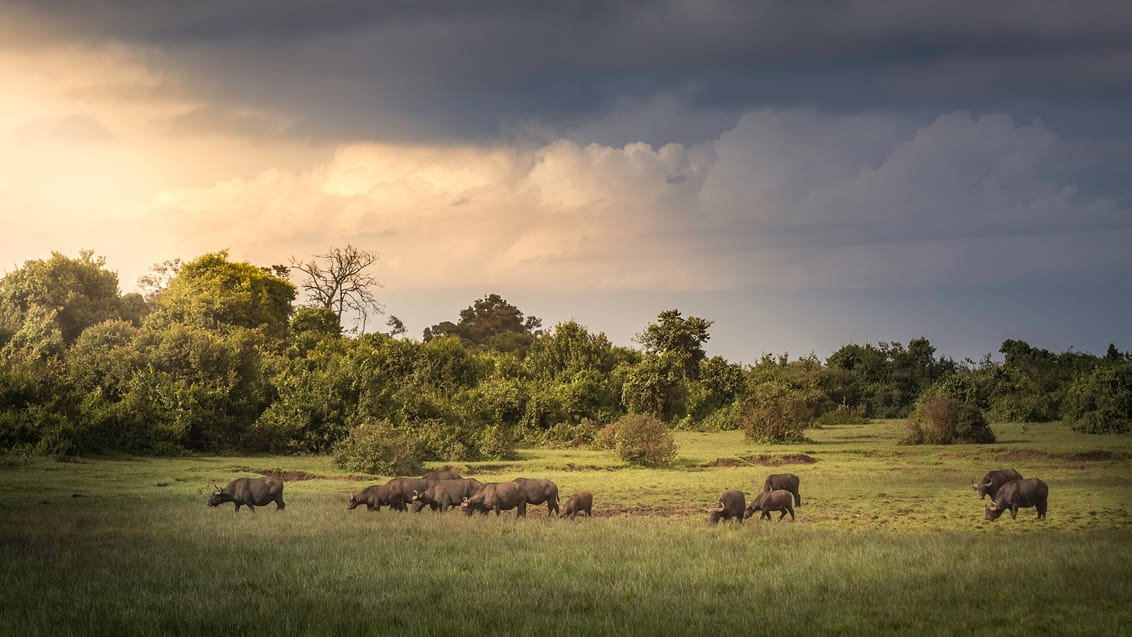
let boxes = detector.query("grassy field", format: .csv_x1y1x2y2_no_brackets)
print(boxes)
2,421,1131,635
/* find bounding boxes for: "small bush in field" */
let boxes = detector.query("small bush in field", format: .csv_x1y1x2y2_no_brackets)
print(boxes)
332,421,423,475
902,396,995,445
741,381,813,443
603,414,678,466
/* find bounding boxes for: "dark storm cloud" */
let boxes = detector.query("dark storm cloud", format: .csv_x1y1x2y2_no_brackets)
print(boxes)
8,1,1132,143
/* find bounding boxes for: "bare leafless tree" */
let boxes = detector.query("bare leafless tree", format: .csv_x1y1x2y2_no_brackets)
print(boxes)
137,258,182,302
290,245,383,330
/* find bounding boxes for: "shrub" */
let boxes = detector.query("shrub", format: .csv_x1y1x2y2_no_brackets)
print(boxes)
541,419,600,448
332,420,423,475
477,425,516,460
603,414,677,466
740,381,814,443
1071,412,1130,435
902,396,995,445
1063,364,1132,434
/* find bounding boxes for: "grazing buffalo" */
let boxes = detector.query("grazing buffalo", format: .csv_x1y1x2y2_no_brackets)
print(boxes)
347,484,403,512
421,469,463,481
560,492,593,519
763,473,801,507
513,477,559,515
972,469,1024,500
745,489,795,521
208,477,285,513
412,478,483,512
386,477,438,512
708,490,746,524
461,481,527,517
985,478,1048,521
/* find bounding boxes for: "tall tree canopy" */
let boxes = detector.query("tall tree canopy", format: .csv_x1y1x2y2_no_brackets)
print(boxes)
424,293,541,350
147,251,295,338
635,309,713,381
0,250,132,345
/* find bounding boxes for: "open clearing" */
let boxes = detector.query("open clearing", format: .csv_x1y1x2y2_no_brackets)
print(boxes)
2,421,1130,636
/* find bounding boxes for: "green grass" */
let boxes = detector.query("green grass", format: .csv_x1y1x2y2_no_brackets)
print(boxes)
2,421,1131,635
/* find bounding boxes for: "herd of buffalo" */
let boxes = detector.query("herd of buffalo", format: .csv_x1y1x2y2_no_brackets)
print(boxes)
207,467,1050,523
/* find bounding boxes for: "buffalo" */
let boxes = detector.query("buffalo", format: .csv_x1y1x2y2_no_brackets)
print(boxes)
512,477,559,515
461,481,527,517
386,477,438,512
745,489,795,521
763,473,801,507
412,478,483,512
972,469,1024,500
208,477,285,513
985,478,1048,521
560,492,593,519
708,490,746,524
347,483,403,512
421,469,463,481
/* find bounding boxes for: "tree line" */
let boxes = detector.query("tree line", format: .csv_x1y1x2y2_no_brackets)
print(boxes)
1,250,1129,459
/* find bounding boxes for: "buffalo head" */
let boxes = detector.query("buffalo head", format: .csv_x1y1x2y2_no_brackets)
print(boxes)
207,484,227,507
984,502,1006,521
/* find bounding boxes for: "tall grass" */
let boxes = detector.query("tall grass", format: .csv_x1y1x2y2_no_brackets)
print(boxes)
2,420,1131,635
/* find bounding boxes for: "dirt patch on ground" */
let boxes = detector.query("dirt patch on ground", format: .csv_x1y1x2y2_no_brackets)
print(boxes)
256,469,319,481
707,453,818,467
997,450,1128,463
997,450,1044,462
1061,450,1122,462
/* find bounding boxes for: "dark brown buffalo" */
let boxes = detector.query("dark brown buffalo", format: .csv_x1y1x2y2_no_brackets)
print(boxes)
985,478,1048,521
512,477,559,515
347,483,403,512
461,481,527,517
972,469,1023,500
412,478,483,512
745,489,795,521
421,469,463,481
208,477,285,513
560,491,593,519
709,490,746,524
386,477,438,512
763,473,801,507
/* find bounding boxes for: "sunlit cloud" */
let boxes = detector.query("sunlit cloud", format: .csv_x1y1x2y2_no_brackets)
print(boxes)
140,111,1129,294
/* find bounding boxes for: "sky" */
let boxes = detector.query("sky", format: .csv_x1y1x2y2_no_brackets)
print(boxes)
2,1,1131,364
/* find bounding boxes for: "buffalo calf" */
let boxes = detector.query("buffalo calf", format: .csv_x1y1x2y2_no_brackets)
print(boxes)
560,492,593,519
745,489,795,522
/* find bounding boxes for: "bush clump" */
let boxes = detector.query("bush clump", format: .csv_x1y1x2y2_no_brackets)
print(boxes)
814,403,870,427
332,420,423,475
598,414,677,466
540,419,600,448
902,396,996,445
740,381,814,443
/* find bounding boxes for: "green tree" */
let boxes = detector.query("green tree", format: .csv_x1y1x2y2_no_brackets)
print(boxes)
1062,362,1132,434
147,251,296,339
0,251,128,344
635,309,712,381
424,293,542,351
740,380,814,443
